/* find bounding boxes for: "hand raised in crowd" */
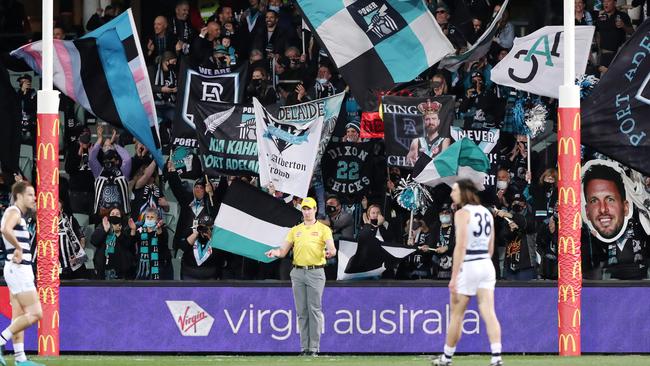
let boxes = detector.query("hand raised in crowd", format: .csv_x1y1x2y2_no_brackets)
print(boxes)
615,17,624,29
110,129,119,144
147,39,154,55
300,53,307,63
96,124,104,144
158,197,170,212
167,159,175,173
128,218,136,231
200,26,208,38
295,84,306,101
102,216,111,232
175,40,183,52
466,87,476,98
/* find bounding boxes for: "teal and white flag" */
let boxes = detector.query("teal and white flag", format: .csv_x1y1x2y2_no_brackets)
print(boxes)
296,0,454,111
413,138,490,190
491,25,594,99
210,180,302,262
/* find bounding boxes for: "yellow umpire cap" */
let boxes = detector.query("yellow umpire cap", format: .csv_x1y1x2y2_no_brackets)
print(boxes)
301,197,317,209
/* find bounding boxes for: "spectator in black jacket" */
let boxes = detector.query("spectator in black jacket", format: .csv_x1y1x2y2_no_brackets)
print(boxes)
245,67,277,105
496,189,537,280
166,160,225,253
180,214,222,280
253,10,298,58
144,16,179,65
92,208,136,280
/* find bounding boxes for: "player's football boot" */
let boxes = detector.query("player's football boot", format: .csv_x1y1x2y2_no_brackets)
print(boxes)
432,355,452,366
15,360,46,366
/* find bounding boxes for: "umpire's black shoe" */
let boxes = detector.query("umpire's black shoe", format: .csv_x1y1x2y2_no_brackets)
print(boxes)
490,360,504,366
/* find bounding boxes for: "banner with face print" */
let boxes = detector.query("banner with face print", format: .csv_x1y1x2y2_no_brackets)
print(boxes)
381,95,454,168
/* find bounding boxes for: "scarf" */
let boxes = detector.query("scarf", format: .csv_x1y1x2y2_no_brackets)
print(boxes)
193,236,213,266
135,229,160,280
137,184,163,222
58,213,87,271
154,63,177,105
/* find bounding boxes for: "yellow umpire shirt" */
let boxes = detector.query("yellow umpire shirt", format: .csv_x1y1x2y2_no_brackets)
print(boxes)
285,221,333,267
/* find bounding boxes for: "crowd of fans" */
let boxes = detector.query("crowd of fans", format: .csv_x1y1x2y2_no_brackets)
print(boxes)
0,0,649,281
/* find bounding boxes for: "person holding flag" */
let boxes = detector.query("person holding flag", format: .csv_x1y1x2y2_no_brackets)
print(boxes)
433,179,502,366
265,197,336,356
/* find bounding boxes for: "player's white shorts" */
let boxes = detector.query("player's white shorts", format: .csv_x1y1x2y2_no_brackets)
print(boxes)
3,262,36,295
456,258,495,296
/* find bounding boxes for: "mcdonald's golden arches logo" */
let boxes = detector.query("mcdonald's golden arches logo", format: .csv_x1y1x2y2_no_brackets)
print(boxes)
37,143,56,161
559,137,577,156
573,212,581,230
51,167,59,185
572,261,582,279
559,187,577,205
37,239,56,257
572,163,581,181
37,192,56,210
51,310,60,329
559,237,577,255
52,118,60,136
572,113,580,131
559,333,577,353
572,309,581,327
39,287,56,305
51,215,59,236
38,334,56,353
559,284,577,303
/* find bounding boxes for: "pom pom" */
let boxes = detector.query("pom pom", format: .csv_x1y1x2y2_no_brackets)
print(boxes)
524,104,548,138
394,176,433,214
576,74,600,99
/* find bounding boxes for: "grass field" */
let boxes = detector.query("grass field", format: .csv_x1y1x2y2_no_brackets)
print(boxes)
6,355,649,366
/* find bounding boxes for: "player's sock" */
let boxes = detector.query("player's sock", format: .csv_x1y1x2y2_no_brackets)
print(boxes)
0,329,12,346
490,342,502,364
442,344,456,362
13,343,27,362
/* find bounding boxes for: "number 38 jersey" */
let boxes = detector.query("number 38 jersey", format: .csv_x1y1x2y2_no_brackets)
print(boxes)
463,204,493,262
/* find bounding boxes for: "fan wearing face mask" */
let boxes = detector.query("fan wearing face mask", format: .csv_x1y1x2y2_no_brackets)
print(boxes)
181,214,221,280
92,208,137,280
430,204,456,280
89,125,133,222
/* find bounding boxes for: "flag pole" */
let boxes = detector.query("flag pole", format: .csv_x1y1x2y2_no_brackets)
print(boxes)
36,0,61,356
557,0,582,357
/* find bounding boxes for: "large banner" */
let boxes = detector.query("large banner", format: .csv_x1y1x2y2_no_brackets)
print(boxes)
2,285,649,353
254,93,345,197
382,95,455,168
171,59,247,149
450,127,500,189
194,102,259,176
582,19,650,176
491,26,594,99
322,142,373,199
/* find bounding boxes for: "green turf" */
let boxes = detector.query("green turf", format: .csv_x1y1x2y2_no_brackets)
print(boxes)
6,355,649,366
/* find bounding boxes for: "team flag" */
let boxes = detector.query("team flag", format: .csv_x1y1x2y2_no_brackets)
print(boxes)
413,138,490,190
491,26,594,99
254,93,345,197
438,0,510,72
210,180,302,263
338,236,415,280
582,19,650,176
11,9,164,167
296,0,454,111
